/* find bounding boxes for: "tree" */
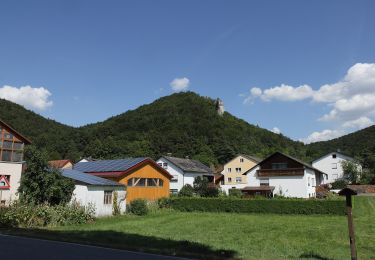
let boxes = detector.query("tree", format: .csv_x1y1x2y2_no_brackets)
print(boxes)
342,161,361,184
18,146,75,205
178,184,194,197
193,176,219,197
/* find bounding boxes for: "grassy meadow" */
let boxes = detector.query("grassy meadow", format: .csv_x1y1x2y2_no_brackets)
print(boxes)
2,196,374,259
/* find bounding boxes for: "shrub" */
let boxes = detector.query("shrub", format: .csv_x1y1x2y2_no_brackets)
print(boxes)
0,202,95,228
228,188,242,198
193,177,219,197
178,184,194,197
163,197,346,215
157,197,171,209
127,199,148,216
331,179,348,189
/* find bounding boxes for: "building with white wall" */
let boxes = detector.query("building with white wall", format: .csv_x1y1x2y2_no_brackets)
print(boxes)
312,152,358,183
156,156,214,194
0,119,31,206
243,152,326,198
61,169,126,217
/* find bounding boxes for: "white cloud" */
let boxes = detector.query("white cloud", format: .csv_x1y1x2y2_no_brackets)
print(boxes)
342,117,374,129
271,127,281,134
261,84,314,102
301,129,344,144
244,63,375,142
170,77,190,92
0,85,53,110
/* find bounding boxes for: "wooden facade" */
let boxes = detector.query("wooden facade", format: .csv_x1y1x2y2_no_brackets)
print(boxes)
114,163,171,203
84,159,172,203
0,120,31,162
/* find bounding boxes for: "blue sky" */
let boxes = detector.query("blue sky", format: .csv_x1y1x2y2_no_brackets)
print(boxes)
1,0,375,143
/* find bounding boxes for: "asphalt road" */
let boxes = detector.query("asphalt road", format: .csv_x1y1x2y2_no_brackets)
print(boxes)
1,234,188,260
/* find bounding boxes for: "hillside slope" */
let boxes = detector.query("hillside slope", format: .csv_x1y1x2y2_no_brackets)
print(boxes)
80,92,305,165
0,92,305,164
306,125,375,161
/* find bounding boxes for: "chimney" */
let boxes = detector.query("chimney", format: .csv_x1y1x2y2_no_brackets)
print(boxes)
166,153,172,156
185,155,190,159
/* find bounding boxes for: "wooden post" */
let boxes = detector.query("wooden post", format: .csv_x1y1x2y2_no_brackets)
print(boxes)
339,188,358,260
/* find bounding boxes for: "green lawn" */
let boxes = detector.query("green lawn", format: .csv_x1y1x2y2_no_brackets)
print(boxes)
3,196,375,259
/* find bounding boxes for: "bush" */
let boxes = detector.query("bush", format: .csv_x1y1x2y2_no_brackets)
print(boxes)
127,199,148,216
228,188,242,198
163,197,346,215
0,202,95,228
331,179,348,189
157,197,171,209
178,184,194,197
193,177,219,197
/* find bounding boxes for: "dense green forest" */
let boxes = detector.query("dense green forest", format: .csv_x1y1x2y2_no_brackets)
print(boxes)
0,92,374,168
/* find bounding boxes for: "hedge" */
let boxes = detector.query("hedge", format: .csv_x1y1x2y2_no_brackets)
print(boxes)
163,197,346,215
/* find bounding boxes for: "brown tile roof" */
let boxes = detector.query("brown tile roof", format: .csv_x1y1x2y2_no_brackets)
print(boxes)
348,185,375,194
48,159,72,169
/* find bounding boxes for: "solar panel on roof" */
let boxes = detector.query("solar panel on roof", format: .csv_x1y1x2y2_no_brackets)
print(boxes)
74,158,147,173
61,169,124,186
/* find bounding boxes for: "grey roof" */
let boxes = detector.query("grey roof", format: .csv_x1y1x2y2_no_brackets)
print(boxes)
74,158,148,173
162,156,213,174
61,169,124,186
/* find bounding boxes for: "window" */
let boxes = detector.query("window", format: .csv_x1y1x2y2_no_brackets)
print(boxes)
0,128,25,163
240,158,244,163
158,163,162,167
104,191,113,205
312,178,315,187
147,178,158,186
235,168,241,173
227,168,232,173
236,177,241,183
128,178,163,187
308,177,311,186
228,177,232,182
332,163,337,169
170,175,178,183
162,162,168,169
332,154,337,159
3,141,12,149
170,189,178,194
260,178,269,186
1,150,12,161
271,163,288,169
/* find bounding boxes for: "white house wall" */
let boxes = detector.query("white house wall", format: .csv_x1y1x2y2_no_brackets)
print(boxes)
0,162,24,205
156,158,206,192
312,153,356,183
246,166,317,198
71,184,126,217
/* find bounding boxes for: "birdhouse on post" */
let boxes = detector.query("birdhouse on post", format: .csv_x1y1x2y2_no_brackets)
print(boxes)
339,187,358,260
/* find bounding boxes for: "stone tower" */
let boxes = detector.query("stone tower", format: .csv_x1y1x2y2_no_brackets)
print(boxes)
216,98,225,116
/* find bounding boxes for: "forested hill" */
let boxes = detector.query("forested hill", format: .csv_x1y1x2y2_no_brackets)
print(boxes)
2,91,374,166
0,92,305,165
305,125,375,163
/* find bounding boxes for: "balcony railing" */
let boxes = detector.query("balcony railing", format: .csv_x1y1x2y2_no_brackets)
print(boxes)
257,168,305,177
